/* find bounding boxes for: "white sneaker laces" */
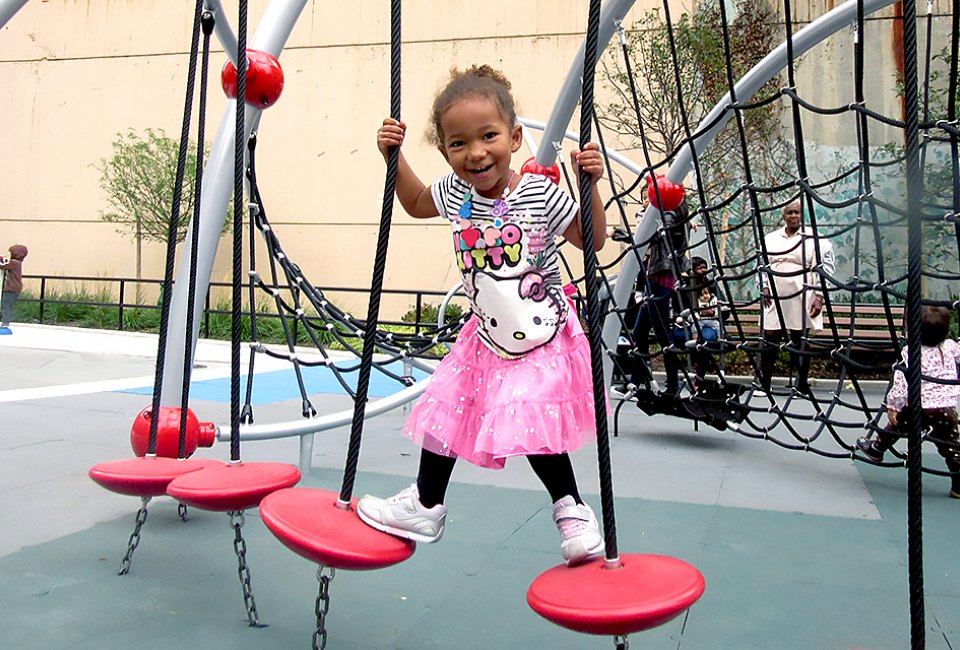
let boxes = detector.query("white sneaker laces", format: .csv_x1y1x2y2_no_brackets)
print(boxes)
383,485,418,505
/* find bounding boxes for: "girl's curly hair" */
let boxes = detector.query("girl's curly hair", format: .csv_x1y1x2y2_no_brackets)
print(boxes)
427,64,518,146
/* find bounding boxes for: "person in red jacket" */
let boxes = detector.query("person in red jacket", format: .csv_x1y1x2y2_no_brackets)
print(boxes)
0,244,28,331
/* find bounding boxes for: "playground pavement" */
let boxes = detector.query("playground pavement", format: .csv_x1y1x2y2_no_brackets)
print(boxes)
0,323,958,649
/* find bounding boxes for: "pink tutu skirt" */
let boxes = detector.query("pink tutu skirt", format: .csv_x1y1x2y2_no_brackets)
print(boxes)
402,313,600,469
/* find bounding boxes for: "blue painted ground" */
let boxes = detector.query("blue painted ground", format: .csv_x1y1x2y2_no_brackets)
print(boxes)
118,362,431,404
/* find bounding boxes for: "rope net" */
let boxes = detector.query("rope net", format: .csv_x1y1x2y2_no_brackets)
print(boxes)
546,0,960,485
233,2,958,492
235,133,466,426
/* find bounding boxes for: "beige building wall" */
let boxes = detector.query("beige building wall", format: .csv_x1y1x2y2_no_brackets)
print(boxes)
0,0,948,317
1,0,665,318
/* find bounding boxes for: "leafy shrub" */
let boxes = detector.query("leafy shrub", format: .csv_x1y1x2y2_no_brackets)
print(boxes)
401,302,465,326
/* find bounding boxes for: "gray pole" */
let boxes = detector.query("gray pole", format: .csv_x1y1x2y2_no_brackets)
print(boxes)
0,0,28,31
203,0,239,63
537,0,635,168
159,0,308,406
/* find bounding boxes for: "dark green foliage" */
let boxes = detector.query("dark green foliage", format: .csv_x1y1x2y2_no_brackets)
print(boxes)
401,302,465,326
14,288,335,347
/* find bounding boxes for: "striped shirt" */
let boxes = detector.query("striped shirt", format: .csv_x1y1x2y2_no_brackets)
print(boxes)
432,172,578,357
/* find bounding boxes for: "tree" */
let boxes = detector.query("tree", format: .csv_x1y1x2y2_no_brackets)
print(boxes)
845,42,960,292
598,0,793,296
97,128,206,279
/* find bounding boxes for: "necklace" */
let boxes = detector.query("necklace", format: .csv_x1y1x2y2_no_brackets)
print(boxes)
459,171,515,223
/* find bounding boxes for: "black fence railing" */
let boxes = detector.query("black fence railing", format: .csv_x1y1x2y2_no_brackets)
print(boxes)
19,274,464,338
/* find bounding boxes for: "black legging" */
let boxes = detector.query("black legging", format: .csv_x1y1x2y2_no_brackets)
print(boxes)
629,281,681,393
416,448,582,508
759,328,810,391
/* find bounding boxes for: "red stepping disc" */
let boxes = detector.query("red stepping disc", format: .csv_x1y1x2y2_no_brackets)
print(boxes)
260,488,415,571
89,457,224,497
527,554,705,636
166,462,301,512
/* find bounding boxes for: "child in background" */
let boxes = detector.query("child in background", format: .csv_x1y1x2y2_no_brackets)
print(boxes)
689,256,720,340
358,64,609,565
857,305,960,498
681,255,721,384
0,244,28,332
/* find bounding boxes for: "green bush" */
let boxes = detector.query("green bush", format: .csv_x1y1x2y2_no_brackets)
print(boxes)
13,288,337,348
401,302,465,326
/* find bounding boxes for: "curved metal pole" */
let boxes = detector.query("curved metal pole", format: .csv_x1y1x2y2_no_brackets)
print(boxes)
160,0,308,406
203,0,239,63
0,0,29,30
593,0,900,381
521,117,651,177
223,360,436,474
224,379,431,442
537,0,636,168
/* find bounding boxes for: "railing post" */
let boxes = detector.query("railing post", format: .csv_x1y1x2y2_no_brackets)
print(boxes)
204,285,211,338
118,279,125,331
39,277,46,324
415,291,423,336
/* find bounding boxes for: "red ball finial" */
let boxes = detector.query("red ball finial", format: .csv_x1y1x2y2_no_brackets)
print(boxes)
520,157,561,185
646,174,685,211
221,49,285,109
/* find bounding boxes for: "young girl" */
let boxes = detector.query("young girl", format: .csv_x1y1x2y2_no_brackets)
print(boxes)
857,305,960,499
357,65,608,565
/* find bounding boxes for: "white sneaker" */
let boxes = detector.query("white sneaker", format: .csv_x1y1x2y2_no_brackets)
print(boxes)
751,386,768,398
357,484,446,544
552,496,605,566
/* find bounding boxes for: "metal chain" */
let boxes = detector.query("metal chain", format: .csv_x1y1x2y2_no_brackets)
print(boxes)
614,634,629,649
229,511,263,627
178,502,188,521
312,566,336,650
118,496,151,575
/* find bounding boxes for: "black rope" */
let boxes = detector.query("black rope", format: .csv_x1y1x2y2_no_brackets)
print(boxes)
577,0,618,562
713,0,767,387
230,0,249,463
900,0,927,646
243,134,261,425
245,141,316,420
146,0,205,456
338,0,401,504
240,189,463,394
178,10,214,459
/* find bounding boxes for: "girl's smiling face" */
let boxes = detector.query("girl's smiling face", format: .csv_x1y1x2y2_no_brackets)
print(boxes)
437,94,522,199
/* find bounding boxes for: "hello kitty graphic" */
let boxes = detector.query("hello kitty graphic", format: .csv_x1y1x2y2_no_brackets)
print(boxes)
472,270,567,357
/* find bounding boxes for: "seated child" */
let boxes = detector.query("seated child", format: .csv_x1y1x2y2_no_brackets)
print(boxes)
857,305,960,499
682,256,719,339
686,256,721,382
696,286,720,339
